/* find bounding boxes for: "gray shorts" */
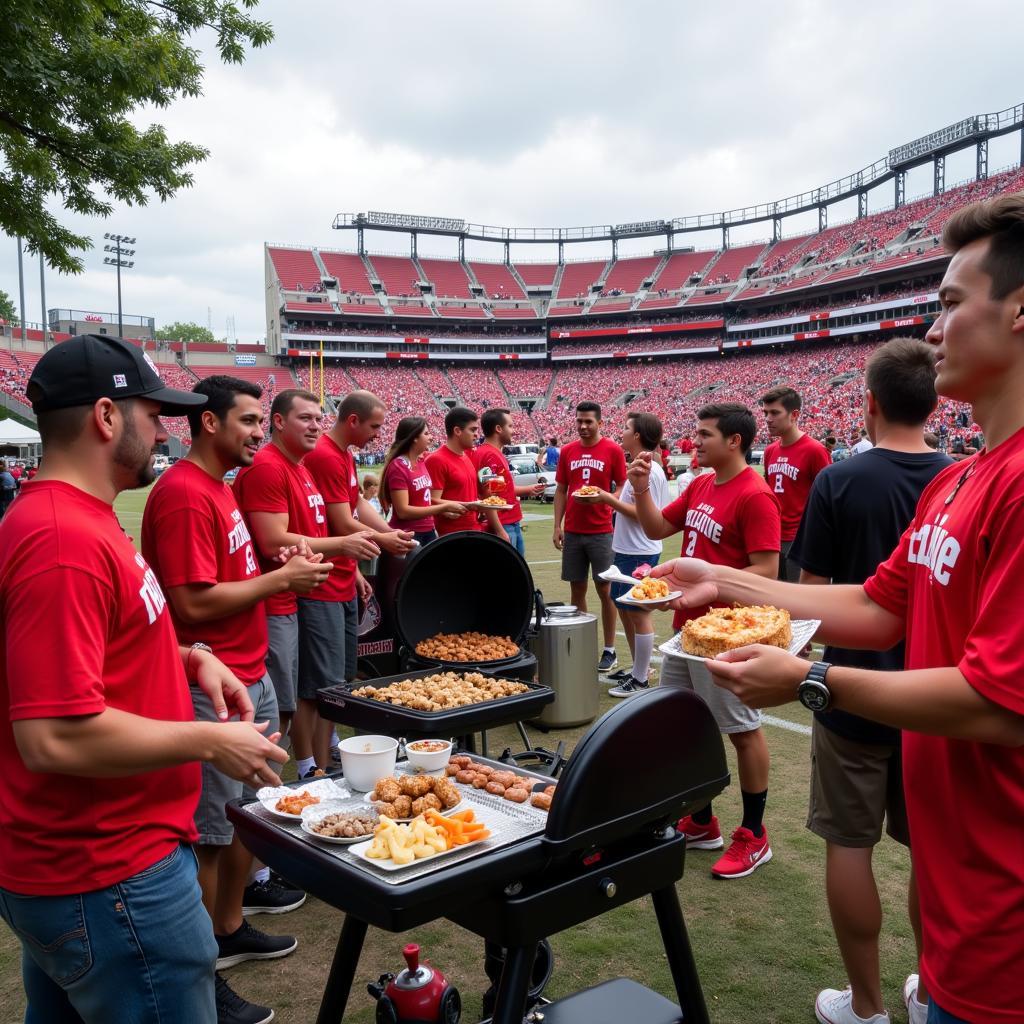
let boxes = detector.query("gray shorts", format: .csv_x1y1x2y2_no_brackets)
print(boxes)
778,540,800,583
297,597,358,701
807,719,909,848
266,612,299,714
660,652,761,734
192,673,279,846
561,531,614,583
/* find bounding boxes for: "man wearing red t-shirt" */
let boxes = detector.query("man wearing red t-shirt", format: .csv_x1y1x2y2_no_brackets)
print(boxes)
236,388,378,776
304,390,415,770
654,195,1024,1023
476,408,546,555
425,406,498,538
760,386,831,582
144,376,331,1013
0,336,286,1024
554,401,628,672
634,402,780,880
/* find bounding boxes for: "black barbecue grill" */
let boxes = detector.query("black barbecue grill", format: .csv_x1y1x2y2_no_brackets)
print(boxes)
229,685,730,1024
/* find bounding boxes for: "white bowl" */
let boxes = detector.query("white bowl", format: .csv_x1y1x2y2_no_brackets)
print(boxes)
338,735,398,791
404,738,454,773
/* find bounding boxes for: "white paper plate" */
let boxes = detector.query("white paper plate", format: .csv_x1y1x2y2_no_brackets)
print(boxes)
617,589,681,607
300,800,380,845
469,501,513,511
571,490,601,501
256,778,349,820
350,825,491,871
659,618,821,663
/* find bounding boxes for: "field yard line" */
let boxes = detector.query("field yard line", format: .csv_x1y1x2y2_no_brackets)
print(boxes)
528,558,561,565
761,714,812,736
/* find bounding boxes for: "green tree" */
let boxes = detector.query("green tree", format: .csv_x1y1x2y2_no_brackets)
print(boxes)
0,2,273,274
156,320,215,343
0,289,18,324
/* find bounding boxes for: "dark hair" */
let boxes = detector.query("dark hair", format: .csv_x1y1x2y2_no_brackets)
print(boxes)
697,402,756,453
864,337,939,426
445,406,478,437
380,415,428,513
759,385,801,413
942,193,1024,299
338,389,385,422
28,391,130,448
575,401,601,419
626,411,663,451
481,407,511,437
548,436,557,445
187,375,261,436
270,388,319,425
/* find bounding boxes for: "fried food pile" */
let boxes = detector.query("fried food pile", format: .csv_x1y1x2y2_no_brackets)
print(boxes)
573,485,600,496
682,604,792,658
371,773,462,818
479,495,509,507
414,632,520,662
352,671,528,711
309,812,378,838
629,576,670,600
275,790,320,815
446,755,556,811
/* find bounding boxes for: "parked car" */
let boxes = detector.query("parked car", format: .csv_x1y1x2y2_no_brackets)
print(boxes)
510,456,556,503
503,444,540,459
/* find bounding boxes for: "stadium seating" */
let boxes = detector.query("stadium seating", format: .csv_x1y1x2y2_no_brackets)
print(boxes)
514,263,559,288
700,242,768,285
367,255,422,297
319,252,377,296
470,261,528,300
419,258,474,299
268,247,322,291
555,260,609,300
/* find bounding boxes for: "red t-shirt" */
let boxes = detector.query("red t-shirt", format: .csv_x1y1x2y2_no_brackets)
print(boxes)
234,443,328,614
0,481,199,895
473,443,522,527
662,467,781,629
555,438,627,534
385,455,436,532
864,432,1024,1022
763,434,832,541
424,444,481,536
142,460,268,684
303,434,359,601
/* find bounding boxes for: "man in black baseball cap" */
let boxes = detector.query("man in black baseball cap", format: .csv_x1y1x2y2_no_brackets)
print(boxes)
28,333,207,415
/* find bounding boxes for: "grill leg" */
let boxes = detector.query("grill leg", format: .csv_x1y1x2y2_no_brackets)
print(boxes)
652,885,711,1024
316,913,369,1024
490,940,539,1024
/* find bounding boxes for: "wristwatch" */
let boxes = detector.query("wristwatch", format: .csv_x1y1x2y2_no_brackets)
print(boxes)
798,661,832,712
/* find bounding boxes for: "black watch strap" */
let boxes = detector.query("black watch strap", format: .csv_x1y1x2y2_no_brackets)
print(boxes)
798,661,832,712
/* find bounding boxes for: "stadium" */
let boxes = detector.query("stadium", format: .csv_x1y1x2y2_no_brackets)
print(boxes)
2,19,1024,1020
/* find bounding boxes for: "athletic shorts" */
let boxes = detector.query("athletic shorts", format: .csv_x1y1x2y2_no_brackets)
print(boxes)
611,551,661,605
806,719,909,848
660,652,761,734
561,531,614,583
778,540,801,583
297,597,358,701
265,612,298,714
192,673,279,845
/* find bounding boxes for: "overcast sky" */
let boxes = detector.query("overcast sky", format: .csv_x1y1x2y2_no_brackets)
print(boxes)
3,0,1022,340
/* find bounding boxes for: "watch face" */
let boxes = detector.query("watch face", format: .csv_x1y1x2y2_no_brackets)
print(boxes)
800,682,830,712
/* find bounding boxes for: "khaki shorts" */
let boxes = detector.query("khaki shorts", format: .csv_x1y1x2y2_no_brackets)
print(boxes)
660,652,761,734
806,719,909,848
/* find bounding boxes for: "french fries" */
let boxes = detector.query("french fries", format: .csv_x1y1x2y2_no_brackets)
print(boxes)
364,809,491,864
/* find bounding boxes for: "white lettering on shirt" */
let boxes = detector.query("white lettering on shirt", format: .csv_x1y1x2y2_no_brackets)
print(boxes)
767,459,799,481
684,503,723,544
227,518,253,556
138,566,167,625
570,456,607,473
907,512,961,586
307,492,325,524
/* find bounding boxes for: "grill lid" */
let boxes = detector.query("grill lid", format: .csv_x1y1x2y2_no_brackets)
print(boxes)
393,532,536,654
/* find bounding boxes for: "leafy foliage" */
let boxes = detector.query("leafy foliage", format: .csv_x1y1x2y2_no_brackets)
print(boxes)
0,1,273,273
155,319,215,342
0,288,17,324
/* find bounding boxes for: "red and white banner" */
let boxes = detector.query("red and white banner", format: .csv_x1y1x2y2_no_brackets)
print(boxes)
551,318,724,340
879,316,924,330
794,329,831,340
737,339,753,348
404,336,429,344
385,351,429,360
498,353,520,360
808,311,830,322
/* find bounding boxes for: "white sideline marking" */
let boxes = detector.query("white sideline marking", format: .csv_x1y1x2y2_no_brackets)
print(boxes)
528,558,561,566
761,714,812,736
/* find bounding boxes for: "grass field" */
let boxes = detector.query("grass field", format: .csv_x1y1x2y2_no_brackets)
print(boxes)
0,486,918,1023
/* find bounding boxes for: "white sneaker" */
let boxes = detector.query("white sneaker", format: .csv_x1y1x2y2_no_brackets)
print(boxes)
815,987,889,1024
904,975,928,1024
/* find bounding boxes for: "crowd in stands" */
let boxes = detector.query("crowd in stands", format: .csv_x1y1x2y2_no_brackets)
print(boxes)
552,335,720,356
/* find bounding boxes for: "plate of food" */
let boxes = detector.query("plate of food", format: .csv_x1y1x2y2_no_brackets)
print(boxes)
616,576,681,606
350,808,492,871
300,801,380,845
571,485,602,502
369,773,462,820
658,605,820,663
444,756,555,809
256,777,349,820
469,496,514,511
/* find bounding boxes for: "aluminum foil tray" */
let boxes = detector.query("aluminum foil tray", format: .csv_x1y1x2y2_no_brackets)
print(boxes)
659,617,821,662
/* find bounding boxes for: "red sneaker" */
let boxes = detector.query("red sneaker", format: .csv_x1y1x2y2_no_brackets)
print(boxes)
676,814,724,850
711,826,772,879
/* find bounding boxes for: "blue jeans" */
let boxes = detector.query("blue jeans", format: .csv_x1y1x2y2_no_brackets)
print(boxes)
504,521,525,556
0,843,217,1024
611,551,661,605
927,1003,969,1024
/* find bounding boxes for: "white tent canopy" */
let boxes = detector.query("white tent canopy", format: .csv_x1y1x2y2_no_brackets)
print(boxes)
0,420,40,446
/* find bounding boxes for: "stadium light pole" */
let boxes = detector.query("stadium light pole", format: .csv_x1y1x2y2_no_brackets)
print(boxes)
15,236,26,350
103,233,136,337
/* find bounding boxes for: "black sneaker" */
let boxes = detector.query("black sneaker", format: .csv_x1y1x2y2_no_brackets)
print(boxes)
242,877,306,917
606,668,630,681
597,650,618,673
608,676,650,698
301,766,326,779
216,920,298,969
215,972,275,1024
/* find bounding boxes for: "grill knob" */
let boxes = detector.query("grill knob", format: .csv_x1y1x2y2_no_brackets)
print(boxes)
600,878,617,899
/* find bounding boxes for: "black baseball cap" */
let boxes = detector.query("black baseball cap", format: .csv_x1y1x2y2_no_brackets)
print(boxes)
28,334,207,416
